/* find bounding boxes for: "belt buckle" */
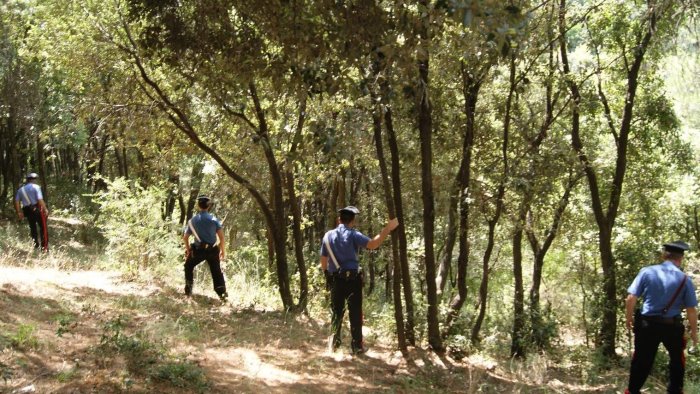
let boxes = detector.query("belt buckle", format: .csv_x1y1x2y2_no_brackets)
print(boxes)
345,271,350,278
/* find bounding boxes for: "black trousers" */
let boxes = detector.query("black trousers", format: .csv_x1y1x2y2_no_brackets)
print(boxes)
330,272,363,351
627,318,686,394
184,246,226,297
23,205,48,250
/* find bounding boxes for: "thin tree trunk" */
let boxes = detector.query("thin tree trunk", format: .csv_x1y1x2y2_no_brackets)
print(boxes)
416,0,442,350
444,64,484,333
511,207,526,358
285,94,309,311
471,53,514,345
384,101,417,346
371,91,407,354
436,189,457,294
35,134,48,204
186,158,205,221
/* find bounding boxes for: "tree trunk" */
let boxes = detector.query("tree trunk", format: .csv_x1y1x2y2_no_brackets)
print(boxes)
186,157,205,221
249,82,294,311
371,92,407,354
444,65,483,333
384,101,417,346
32,134,46,205
284,95,309,311
416,1,442,350
471,53,514,345
558,0,662,358
93,133,110,192
436,191,457,294
511,209,526,358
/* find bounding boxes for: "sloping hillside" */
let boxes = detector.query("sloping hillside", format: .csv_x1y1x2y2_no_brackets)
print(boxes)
0,265,626,393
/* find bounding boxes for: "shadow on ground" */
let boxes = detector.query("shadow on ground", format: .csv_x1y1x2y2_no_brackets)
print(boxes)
0,266,624,393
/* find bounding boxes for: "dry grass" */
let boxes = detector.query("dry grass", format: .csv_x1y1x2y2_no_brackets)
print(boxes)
0,263,640,393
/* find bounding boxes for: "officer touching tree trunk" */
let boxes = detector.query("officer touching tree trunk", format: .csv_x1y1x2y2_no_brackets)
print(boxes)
183,195,228,303
320,206,398,355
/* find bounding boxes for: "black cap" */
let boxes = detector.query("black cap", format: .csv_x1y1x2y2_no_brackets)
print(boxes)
338,206,360,215
197,195,212,208
26,172,39,180
663,241,690,254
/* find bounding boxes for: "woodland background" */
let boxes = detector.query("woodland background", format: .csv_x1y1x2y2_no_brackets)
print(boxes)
1,0,700,392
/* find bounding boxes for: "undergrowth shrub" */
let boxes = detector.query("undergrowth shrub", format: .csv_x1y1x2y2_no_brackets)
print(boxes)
10,324,40,350
94,178,181,277
98,315,208,392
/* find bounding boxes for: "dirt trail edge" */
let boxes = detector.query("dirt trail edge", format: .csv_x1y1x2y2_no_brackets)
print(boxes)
0,266,615,393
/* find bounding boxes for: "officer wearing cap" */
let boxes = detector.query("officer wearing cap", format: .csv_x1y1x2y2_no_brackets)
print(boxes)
625,241,698,394
14,173,49,251
320,206,399,354
183,195,228,302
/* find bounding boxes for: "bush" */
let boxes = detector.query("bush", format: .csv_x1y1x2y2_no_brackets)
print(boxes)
94,178,181,276
98,315,209,392
11,324,40,350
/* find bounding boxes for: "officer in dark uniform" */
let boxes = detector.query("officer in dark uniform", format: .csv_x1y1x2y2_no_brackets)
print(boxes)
14,173,49,251
183,195,228,302
320,206,398,354
625,241,698,394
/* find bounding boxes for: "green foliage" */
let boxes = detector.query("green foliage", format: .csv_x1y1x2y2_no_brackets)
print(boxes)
94,178,181,275
98,315,209,392
529,303,560,351
444,334,471,361
0,361,12,384
55,367,78,383
54,313,76,338
10,324,40,350
151,359,208,392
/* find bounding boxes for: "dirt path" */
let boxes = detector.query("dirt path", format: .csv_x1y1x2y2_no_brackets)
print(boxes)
0,266,618,393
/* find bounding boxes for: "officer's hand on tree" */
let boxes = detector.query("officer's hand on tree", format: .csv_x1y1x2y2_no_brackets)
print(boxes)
386,218,399,232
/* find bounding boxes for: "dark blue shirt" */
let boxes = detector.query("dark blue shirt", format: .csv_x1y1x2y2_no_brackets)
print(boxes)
628,261,698,317
184,211,222,246
320,224,371,273
15,183,43,207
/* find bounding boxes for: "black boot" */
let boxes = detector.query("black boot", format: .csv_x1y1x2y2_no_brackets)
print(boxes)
184,281,193,297
219,292,228,303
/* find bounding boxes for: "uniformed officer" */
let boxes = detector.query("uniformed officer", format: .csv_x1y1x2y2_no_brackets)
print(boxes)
625,241,698,394
320,206,399,354
183,195,228,302
13,173,49,251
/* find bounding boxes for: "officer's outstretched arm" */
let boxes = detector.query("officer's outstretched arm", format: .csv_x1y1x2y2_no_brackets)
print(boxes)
367,218,399,250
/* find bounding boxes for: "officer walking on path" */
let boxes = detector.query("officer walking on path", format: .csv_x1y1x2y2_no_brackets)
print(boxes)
320,206,398,354
14,173,49,252
183,195,228,302
625,241,698,394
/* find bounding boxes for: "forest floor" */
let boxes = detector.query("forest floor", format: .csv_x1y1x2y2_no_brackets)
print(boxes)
0,262,635,393
0,216,648,393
